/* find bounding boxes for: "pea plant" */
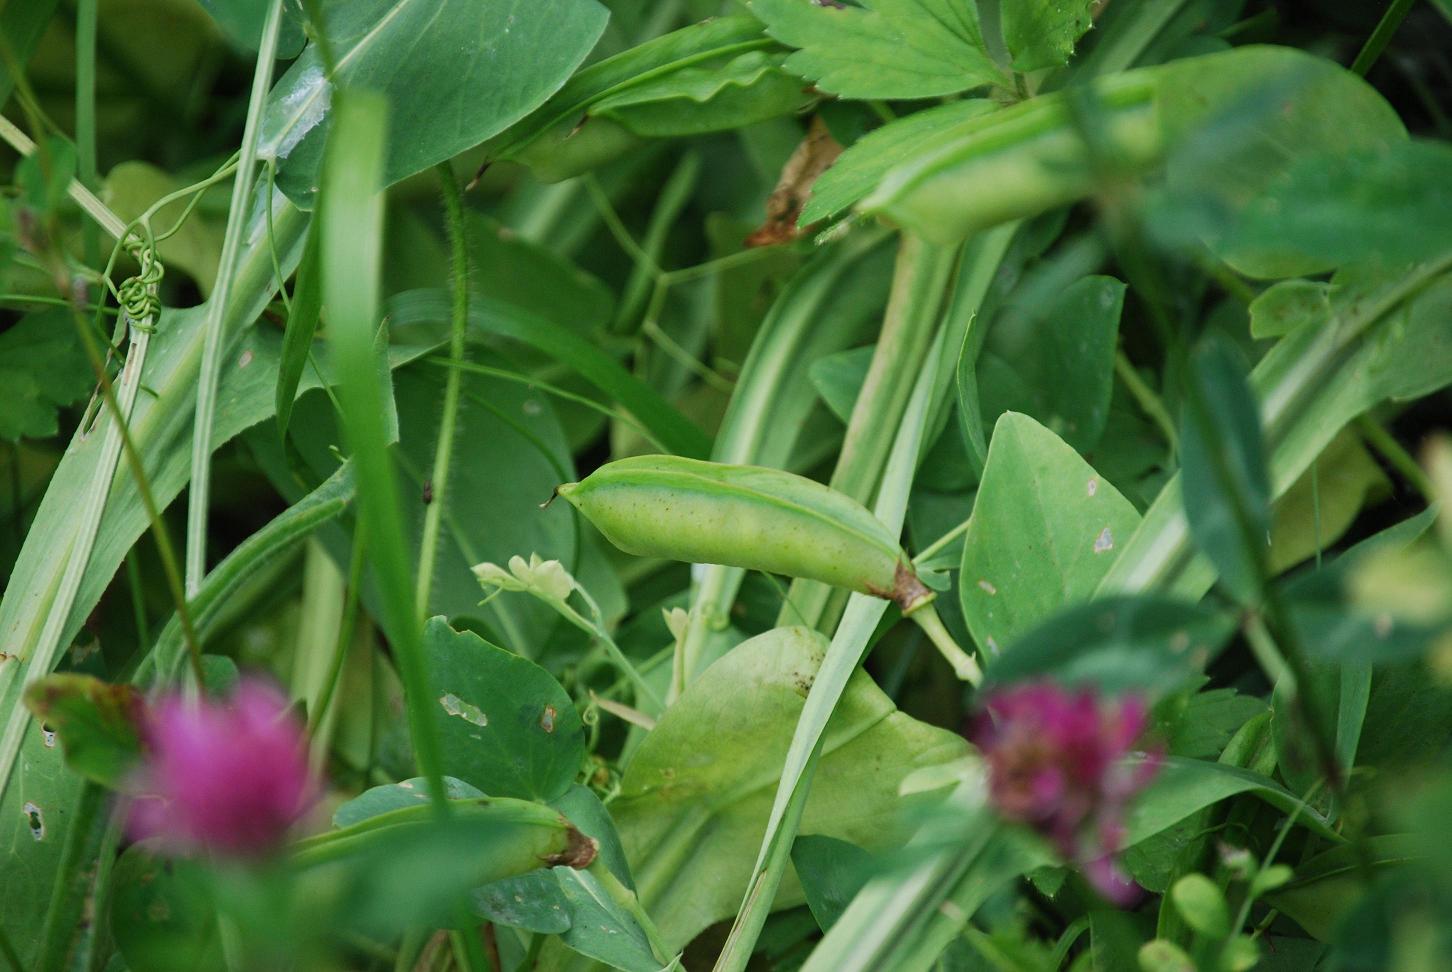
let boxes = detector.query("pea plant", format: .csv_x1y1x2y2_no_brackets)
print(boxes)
2,0,1451,969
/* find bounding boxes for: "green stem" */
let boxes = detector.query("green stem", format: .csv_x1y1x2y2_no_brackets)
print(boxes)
416,163,471,609
1356,413,1433,501
913,516,971,566
1350,0,1415,76
1115,350,1178,462
905,602,982,685
186,0,285,596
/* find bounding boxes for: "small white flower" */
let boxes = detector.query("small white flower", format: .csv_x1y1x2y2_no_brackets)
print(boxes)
474,553,575,603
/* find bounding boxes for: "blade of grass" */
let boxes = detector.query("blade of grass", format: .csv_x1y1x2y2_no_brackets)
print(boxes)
186,0,285,596
320,89,448,810
713,327,949,972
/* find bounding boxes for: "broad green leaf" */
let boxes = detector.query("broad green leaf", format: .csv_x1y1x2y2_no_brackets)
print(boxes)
747,0,1005,99
22,675,143,787
1125,756,1339,847
422,617,585,802
1180,336,1269,606
195,0,306,56
977,275,1125,453
791,835,873,932
0,310,92,443
0,724,84,970
1265,835,1419,941
262,0,610,200
590,49,813,138
483,16,780,181
1249,279,1332,340
103,161,225,294
109,849,221,972
801,100,996,225
960,412,1142,654
280,357,577,647
333,776,485,828
549,868,665,972
387,289,711,460
609,625,967,952
1001,0,1096,72
987,596,1236,695
1226,141,1452,274
1268,430,1388,575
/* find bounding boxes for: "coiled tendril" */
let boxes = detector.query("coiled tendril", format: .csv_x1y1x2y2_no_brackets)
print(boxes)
117,234,164,334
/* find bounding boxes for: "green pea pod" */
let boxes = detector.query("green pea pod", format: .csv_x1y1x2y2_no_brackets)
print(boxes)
557,456,982,683
555,455,932,610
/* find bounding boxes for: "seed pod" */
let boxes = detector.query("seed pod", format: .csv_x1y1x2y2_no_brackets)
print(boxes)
555,455,934,612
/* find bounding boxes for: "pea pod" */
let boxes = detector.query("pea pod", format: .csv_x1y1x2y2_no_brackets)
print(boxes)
555,456,983,683
555,455,934,612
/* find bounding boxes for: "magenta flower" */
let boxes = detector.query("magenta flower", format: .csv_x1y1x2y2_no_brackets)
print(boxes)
971,682,1161,905
125,677,317,858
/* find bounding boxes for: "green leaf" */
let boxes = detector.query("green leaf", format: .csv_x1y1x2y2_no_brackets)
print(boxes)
1171,873,1231,939
1265,835,1419,941
16,138,76,214
1180,336,1269,606
0,0,61,108
0,724,85,970
590,49,813,138
422,617,585,802
1125,756,1339,848
802,100,996,225
262,0,610,200
792,835,873,932
1268,430,1388,575
977,275,1125,453
276,219,322,437
1226,141,1452,274
387,289,711,460
109,849,222,972
747,0,1004,99
482,17,781,181
195,0,306,56
280,356,578,646
1001,0,1096,72
332,776,486,828
809,345,873,423
0,310,92,443
960,412,1143,654
609,625,967,952
21,675,143,787
1249,279,1332,340
987,596,1236,696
